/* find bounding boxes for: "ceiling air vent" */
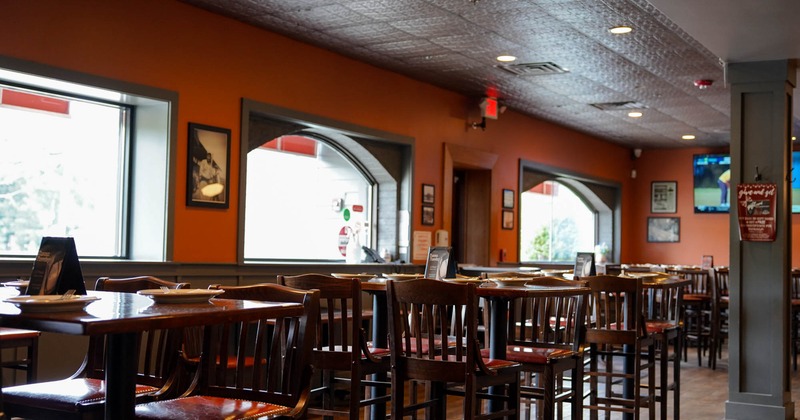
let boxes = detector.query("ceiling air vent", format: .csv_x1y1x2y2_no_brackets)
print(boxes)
590,101,645,111
496,61,568,76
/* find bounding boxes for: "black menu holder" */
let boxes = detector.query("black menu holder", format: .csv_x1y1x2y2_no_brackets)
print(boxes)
574,252,596,279
424,246,456,280
25,237,87,295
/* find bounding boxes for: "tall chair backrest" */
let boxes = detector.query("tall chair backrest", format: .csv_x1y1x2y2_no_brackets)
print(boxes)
666,268,710,297
641,280,684,326
507,277,589,352
388,278,479,379
584,275,646,345
91,276,190,388
196,284,319,415
277,274,364,358
713,267,730,301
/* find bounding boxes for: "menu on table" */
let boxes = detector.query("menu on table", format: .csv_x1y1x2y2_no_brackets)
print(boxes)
26,236,87,295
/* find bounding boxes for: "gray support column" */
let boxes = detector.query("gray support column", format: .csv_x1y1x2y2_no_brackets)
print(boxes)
726,60,796,420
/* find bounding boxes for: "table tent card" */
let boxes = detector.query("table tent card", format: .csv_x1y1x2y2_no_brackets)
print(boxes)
25,237,87,295
573,252,596,279
424,246,456,280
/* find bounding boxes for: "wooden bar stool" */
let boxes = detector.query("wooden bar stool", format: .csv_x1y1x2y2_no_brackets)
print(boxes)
0,327,41,384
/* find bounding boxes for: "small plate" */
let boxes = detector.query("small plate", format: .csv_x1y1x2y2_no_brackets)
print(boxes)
490,278,532,287
442,277,483,284
540,269,572,275
330,273,378,280
2,280,30,290
382,273,422,281
137,289,223,304
621,272,659,278
4,295,100,313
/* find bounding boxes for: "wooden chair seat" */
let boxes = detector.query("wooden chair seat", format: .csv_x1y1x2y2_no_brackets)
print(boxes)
4,378,158,413
481,346,577,364
645,320,680,334
135,395,292,419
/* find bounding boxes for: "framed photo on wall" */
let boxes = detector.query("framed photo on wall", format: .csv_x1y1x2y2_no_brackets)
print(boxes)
647,217,680,243
422,184,435,204
502,189,514,209
187,123,231,209
502,210,514,230
651,181,677,213
422,205,434,225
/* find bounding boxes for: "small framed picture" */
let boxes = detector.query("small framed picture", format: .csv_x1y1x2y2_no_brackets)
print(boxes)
647,217,680,243
421,205,434,225
502,210,514,230
422,184,435,204
502,189,514,209
651,181,677,213
187,123,231,209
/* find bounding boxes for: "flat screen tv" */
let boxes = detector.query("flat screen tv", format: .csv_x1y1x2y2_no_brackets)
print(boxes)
693,154,731,213
793,151,800,213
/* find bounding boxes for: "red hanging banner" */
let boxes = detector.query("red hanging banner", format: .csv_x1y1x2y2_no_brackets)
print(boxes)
736,183,777,242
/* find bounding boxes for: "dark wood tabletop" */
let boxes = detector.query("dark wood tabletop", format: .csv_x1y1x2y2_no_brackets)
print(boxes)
0,290,302,335
0,289,303,420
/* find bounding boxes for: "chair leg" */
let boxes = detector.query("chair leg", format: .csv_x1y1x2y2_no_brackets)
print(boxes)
659,337,668,420
572,361,584,420
673,331,681,420
349,370,361,420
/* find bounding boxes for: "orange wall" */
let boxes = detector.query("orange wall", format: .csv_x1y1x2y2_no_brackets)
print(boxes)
0,0,736,266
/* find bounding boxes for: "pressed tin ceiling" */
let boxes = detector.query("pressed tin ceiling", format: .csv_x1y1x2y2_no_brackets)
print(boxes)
179,0,799,150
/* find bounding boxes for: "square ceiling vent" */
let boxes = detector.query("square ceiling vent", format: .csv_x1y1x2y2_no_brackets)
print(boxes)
496,62,569,76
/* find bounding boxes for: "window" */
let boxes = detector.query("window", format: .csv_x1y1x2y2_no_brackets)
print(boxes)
520,181,595,262
0,58,176,261
245,135,373,261
0,86,128,257
240,100,413,264
518,160,619,263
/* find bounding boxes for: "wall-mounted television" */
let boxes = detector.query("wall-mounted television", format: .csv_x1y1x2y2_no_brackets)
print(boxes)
793,151,800,213
693,154,731,213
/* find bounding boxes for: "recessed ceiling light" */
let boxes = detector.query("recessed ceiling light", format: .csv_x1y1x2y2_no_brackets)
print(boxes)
627,111,643,118
682,134,696,140
496,55,517,63
609,26,633,35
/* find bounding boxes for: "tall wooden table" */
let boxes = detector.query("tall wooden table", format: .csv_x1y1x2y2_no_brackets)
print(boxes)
0,290,302,420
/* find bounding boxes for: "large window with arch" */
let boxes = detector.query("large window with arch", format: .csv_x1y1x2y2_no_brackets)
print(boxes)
240,100,413,263
245,135,374,261
519,161,620,264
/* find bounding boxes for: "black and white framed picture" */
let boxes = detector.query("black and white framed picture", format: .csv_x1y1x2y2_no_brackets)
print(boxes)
651,181,677,213
422,184,435,204
502,189,514,209
422,205,434,225
187,123,230,208
647,217,680,243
